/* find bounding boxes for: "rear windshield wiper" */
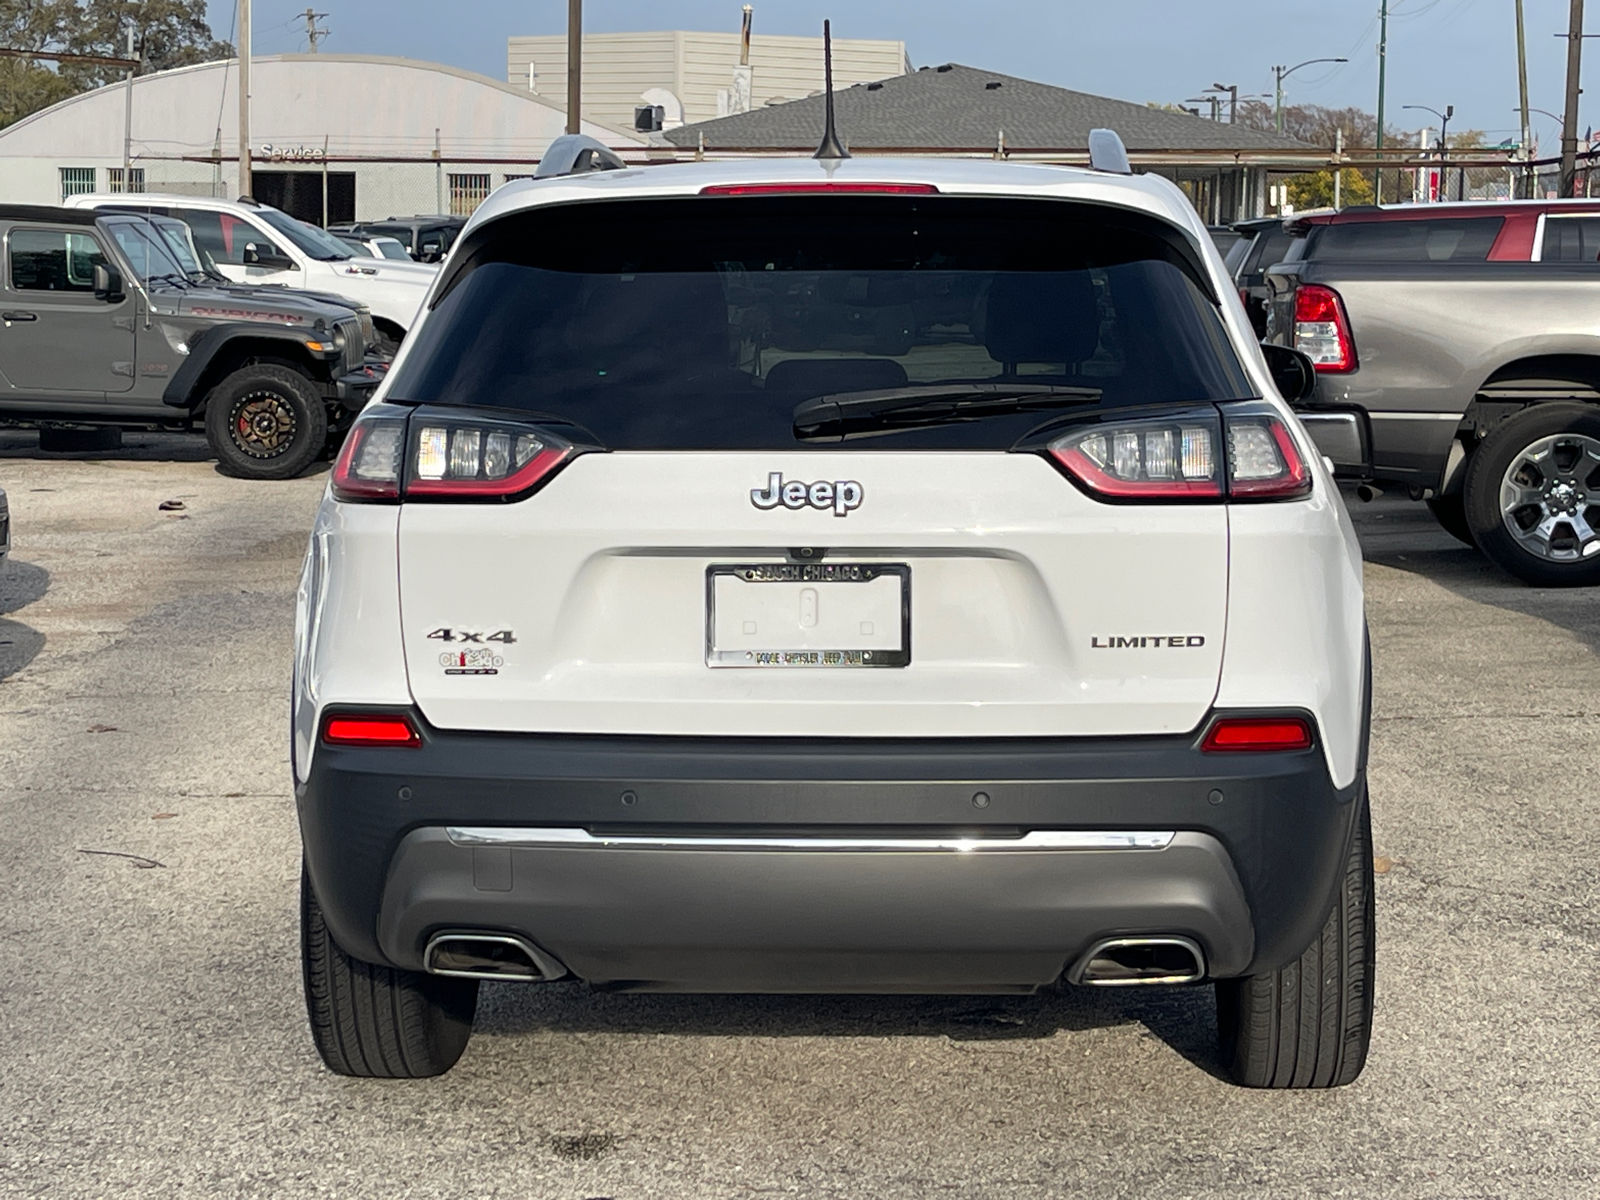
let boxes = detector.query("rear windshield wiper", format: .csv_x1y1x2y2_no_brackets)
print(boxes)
792,383,1103,442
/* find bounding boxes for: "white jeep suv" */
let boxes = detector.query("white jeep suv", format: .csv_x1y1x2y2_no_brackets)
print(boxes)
294,139,1373,1087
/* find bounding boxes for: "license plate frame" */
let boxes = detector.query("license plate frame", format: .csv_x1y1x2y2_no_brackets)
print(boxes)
705,562,911,668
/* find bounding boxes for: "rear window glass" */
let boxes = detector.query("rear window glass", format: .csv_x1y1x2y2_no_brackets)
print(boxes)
387,196,1253,451
1308,217,1503,262
1241,227,1295,279
1540,216,1600,262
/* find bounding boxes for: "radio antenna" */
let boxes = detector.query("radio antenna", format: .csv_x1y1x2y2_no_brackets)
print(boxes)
813,19,850,160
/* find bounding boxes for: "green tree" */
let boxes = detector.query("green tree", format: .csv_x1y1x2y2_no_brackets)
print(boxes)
1285,168,1376,211
0,0,229,128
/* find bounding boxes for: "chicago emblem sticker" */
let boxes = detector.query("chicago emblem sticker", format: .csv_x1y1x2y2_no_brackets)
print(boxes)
426,627,515,675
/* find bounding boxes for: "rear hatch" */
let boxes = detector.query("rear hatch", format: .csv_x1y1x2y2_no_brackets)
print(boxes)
371,192,1263,739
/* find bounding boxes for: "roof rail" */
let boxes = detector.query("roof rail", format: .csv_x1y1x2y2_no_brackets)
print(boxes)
1087,128,1131,175
534,134,627,179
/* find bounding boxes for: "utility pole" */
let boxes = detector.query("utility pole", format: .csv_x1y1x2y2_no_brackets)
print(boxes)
302,9,329,53
1375,0,1389,203
1560,0,1587,198
238,0,251,198
122,22,136,191
1516,0,1533,196
566,0,582,135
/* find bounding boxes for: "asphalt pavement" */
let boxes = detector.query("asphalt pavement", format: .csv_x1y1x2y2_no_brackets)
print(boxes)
0,432,1596,1198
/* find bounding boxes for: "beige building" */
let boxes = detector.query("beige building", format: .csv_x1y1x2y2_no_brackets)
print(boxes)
506,30,909,130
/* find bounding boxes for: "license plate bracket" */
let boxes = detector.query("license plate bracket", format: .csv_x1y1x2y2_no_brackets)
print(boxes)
705,562,910,668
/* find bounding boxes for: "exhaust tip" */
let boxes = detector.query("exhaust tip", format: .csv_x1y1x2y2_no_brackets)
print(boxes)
424,932,566,982
1069,936,1206,987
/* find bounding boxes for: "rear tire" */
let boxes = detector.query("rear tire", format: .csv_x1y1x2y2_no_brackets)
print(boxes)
1463,402,1600,586
301,866,479,1078
1216,787,1375,1088
1425,493,1475,547
205,365,327,481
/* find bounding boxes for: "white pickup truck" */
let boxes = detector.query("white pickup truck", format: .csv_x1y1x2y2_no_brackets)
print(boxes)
67,194,437,354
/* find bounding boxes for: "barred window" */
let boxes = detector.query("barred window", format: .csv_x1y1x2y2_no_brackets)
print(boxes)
107,167,146,194
60,167,96,199
448,173,492,217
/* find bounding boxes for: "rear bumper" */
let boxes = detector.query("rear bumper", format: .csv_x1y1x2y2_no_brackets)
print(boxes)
298,715,1363,992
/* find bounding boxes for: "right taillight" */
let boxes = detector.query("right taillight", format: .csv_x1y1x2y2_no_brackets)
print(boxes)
331,410,577,503
1201,716,1313,752
1045,402,1311,503
1293,284,1357,372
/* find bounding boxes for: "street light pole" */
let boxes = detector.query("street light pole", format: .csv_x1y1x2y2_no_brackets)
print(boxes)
122,22,135,191
1375,0,1390,202
238,0,251,198
1402,104,1452,201
1516,0,1534,196
1272,57,1348,136
1211,82,1238,124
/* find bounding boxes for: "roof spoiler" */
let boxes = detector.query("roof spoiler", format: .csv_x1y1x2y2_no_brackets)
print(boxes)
534,134,627,179
1087,128,1131,175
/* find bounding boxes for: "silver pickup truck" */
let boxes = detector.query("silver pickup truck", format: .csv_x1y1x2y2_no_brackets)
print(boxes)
1264,200,1600,586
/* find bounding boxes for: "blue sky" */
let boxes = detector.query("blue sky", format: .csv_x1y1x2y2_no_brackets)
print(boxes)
218,1,1589,151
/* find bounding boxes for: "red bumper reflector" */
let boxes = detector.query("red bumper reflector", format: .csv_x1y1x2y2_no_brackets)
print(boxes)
699,182,940,196
323,715,422,747
1201,717,1312,752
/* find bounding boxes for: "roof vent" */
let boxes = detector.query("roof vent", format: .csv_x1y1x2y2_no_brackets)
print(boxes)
985,81,1002,90
1087,128,1132,175
534,134,627,178
936,63,954,72
866,80,883,91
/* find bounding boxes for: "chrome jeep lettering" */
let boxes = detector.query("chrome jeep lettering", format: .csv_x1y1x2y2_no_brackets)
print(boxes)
750,472,864,517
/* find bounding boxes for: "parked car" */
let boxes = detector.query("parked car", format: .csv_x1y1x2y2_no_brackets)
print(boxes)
1264,199,1600,584
1228,216,1299,337
66,194,437,354
0,204,380,479
295,135,1373,1088
330,231,413,261
327,216,466,264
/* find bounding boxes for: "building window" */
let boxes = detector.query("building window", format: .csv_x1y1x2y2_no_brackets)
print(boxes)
59,167,96,199
448,173,492,216
107,167,145,194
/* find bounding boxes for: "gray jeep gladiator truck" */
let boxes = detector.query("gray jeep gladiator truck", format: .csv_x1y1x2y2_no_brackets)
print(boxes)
1264,201,1600,586
0,204,381,480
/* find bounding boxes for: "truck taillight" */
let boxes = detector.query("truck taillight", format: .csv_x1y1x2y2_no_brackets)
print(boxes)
1044,402,1311,503
1293,284,1357,372
331,412,576,503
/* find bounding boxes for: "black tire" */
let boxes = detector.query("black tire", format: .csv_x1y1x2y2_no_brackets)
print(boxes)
1216,788,1375,1088
1463,402,1600,586
204,365,328,481
301,866,479,1078
1425,493,1475,547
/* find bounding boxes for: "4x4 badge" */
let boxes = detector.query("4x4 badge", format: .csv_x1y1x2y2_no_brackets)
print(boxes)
751,472,864,517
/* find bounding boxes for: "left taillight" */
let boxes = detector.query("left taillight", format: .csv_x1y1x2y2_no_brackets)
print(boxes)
331,411,576,503
1044,402,1312,503
321,712,422,747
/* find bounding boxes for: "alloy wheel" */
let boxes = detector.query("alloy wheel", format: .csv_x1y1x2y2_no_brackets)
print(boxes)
1498,432,1600,562
230,391,298,459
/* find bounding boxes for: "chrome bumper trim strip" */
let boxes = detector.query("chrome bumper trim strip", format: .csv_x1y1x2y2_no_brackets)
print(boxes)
445,827,1176,852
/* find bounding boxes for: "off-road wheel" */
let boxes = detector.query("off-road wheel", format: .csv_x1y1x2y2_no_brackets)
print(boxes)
1216,787,1375,1088
1463,402,1600,586
301,866,479,1078
1425,493,1475,547
205,365,327,481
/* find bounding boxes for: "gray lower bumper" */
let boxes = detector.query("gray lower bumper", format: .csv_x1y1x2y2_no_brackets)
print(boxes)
375,827,1254,993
